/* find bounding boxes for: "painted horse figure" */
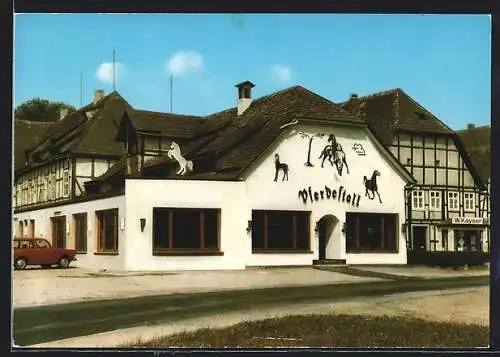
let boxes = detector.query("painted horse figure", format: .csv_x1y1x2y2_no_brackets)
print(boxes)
318,134,350,176
363,170,382,203
274,153,289,181
167,141,193,175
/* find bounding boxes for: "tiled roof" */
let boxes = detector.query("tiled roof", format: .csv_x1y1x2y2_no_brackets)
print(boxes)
18,92,133,172
127,110,205,138
13,120,55,171
91,86,384,185
457,125,491,183
339,89,453,145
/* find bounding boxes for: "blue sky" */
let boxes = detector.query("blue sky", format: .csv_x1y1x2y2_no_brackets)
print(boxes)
14,14,490,130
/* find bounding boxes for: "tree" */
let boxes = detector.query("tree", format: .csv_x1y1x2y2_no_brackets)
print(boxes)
299,132,324,167
14,98,76,122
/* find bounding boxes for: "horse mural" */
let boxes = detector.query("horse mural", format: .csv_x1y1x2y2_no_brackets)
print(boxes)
167,141,193,175
318,134,350,176
274,153,289,181
363,170,382,203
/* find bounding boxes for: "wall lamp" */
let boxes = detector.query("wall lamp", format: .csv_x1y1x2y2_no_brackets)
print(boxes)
246,220,252,233
342,223,348,233
140,218,146,233
314,222,320,233
401,223,407,234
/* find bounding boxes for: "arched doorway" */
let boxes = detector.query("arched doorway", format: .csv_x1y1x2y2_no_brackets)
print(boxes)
317,214,339,260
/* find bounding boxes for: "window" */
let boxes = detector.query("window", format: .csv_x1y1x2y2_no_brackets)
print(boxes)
441,229,448,251
52,174,57,199
63,170,70,197
153,208,220,253
27,180,32,203
96,209,118,253
448,192,459,211
346,213,398,252
74,213,87,253
252,210,310,251
412,190,424,210
464,193,475,212
429,191,441,211
35,239,50,248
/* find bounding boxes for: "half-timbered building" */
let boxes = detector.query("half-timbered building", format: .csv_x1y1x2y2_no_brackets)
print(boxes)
340,90,490,262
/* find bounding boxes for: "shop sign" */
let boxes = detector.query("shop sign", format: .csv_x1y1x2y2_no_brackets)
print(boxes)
451,217,485,225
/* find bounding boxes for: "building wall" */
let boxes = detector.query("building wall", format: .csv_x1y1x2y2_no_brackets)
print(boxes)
13,196,126,270
124,179,248,271
243,123,409,265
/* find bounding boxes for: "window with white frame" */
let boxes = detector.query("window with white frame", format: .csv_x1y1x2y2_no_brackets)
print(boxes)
63,170,70,197
412,190,424,210
429,191,441,211
448,191,459,211
464,192,475,212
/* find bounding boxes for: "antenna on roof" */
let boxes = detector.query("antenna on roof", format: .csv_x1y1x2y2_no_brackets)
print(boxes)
80,69,83,107
112,49,116,91
170,74,173,113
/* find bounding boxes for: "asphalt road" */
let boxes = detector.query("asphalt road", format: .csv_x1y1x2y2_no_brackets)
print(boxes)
13,274,489,346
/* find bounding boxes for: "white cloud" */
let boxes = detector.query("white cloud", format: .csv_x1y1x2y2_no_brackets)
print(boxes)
96,62,126,84
271,64,292,83
166,51,204,76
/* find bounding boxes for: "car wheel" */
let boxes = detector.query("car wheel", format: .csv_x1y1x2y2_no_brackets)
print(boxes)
58,256,70,269
41,265,52,269
14,257,27,270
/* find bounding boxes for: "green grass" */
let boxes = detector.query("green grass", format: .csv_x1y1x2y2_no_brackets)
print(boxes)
124,314,489,348
13,275,489,346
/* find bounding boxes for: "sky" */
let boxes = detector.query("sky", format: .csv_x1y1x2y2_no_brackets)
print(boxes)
14,14,491,130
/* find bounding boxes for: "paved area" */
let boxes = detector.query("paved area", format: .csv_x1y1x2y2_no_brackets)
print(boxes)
25,286,489,348
14,267,382,308
354,265,489,278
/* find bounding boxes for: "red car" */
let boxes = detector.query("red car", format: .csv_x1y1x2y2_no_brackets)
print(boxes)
13,238,77,270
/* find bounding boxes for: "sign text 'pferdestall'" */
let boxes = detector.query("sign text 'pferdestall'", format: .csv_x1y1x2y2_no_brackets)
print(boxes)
298,185,361,207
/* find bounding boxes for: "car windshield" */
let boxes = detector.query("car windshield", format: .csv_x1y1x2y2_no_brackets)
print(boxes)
35,240,50,248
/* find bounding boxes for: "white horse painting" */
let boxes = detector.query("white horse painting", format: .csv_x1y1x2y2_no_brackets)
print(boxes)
167,141,193,175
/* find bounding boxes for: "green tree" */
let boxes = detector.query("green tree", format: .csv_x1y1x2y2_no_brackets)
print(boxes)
14,98,76,122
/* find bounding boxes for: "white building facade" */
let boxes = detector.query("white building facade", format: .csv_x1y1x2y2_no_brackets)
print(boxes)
14,119,414,271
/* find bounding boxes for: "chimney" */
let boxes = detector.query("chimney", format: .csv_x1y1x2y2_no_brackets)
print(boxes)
94,89,105,103
344,92,360,115
59,107,69,120
467,123,476,130
350,93,359,100
235,81,255,116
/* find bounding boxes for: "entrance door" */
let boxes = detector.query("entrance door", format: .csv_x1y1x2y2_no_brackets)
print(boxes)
51,216,66,248
412,226,427,251
317,215,339,260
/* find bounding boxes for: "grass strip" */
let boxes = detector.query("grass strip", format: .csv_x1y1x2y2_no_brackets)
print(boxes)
124,314,488,348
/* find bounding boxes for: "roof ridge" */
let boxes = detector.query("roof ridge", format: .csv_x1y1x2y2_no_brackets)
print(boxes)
346,88,401,102
134,108,204,119
14,119,55,125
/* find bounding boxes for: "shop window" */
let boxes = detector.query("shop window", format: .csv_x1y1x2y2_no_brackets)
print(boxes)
252,210,310,252
412,190,424,210
464,193,475,212
429,191,441,211
454,230,480,252
96,209,118,253
153,208,220,253
346,213,398,253
448,191,459,211
73,213,87,253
